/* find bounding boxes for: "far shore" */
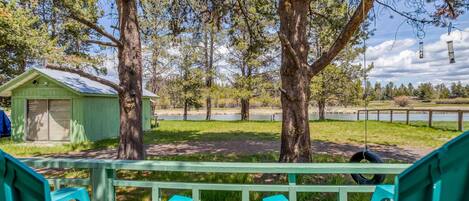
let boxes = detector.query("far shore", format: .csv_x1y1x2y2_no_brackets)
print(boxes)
156,105,469,116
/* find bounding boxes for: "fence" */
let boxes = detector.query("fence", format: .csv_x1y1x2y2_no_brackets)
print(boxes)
20,158,410,201
357,109,468,131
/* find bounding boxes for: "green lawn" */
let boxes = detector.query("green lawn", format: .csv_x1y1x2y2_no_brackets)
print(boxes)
145,120,460,148
0,120,462,157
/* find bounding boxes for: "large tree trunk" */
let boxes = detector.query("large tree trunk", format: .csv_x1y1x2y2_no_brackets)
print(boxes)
278,0,312,163
116,0,145,160
240,98,250,120
318,100,326,121
205,26,215,120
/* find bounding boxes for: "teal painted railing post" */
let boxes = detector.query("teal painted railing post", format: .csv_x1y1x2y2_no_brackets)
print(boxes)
338,188,347,201
242,188,249,201
152,185,160,201
90,167,115,201
53,180,61,190
192,188,200,201
288,173,297,201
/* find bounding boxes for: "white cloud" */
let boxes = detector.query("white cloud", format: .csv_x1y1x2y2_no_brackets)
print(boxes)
367,28,469,85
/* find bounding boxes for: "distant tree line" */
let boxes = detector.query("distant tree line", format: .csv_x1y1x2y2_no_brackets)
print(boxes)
367,81,469,101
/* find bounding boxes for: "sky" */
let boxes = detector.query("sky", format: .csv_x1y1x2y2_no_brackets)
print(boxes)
364,2,469,85
98,1,469,86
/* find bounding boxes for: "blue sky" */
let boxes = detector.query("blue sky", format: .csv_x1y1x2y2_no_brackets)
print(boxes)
365,1,469,85
98,1,469,86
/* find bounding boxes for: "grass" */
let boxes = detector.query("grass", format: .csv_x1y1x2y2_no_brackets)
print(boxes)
0,120,462,157
143,120,460,148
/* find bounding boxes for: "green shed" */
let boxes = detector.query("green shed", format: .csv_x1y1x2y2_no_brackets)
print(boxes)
0,68,156,143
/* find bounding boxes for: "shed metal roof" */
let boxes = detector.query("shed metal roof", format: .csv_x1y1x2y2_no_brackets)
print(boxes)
0,68,157,98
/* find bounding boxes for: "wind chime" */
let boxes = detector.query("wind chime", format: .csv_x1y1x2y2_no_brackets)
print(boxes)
418,22,456,64
447,22,456,64
417,25,425,59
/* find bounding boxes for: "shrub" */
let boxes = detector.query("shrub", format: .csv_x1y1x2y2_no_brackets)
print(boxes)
394,96,410,107
435,98,469,105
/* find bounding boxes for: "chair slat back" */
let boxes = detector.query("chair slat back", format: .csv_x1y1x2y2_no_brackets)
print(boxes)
0,150,52,201
395,131,469,201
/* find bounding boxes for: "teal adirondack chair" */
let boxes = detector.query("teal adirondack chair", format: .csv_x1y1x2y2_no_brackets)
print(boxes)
169,194,288,201
372,130,469,201
0,150,90,201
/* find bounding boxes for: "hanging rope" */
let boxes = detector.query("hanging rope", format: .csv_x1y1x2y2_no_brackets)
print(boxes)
362,0,369,151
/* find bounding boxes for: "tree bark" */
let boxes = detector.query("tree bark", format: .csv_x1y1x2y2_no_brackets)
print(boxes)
240,98,250,121
278,0,312,163
204,26,215,121
116,0,145,160
183,100,188,121
277,0,374,163
318,100,326,121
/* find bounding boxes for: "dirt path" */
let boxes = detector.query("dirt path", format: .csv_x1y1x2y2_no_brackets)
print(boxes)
44,140,432,162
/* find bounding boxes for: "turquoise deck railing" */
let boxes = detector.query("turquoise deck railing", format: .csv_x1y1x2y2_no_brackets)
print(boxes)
19,158,410,201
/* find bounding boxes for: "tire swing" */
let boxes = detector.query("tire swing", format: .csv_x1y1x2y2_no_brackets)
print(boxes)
349,7,385,184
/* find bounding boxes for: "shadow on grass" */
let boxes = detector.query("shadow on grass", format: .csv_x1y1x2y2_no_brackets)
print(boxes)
144,130,280,144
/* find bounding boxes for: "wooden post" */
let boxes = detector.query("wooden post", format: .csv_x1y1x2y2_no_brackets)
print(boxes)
242,189,249,201
338,188,348,201
288,174,297,201
428,110,433,127
152,185,160,201
377,110,380,121
458,111,464,131
390,110,393,123
406,110,410,125
91,168,116,201
192,188,200,201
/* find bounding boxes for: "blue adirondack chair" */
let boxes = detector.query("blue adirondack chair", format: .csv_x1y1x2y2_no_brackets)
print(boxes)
0,149,90,201
371,130,469,201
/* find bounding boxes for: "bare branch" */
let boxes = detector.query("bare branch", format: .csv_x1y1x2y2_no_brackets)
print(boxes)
375,0,437,24
46,64,124,93
443,0,458,19
278,33,303,69
310,0,374,77
85,40,118,47
67,13,122,47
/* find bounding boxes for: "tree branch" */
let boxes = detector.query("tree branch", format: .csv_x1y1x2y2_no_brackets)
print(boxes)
310,0,374,77
375,0,437,24
278,33,303,69
85,40,118,47
443,0,458,19
67,13,122,47
45,64,124,93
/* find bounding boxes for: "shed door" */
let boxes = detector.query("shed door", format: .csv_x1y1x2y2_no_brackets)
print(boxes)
27,99,71,141
27,100,49,141
48,100,71,141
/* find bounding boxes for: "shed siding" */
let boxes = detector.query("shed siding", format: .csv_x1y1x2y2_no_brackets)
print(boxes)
10,76,87,143
83,97,120,141
11,98,25,141
143,98,152,130
71,98,86,143
83,97,153,141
